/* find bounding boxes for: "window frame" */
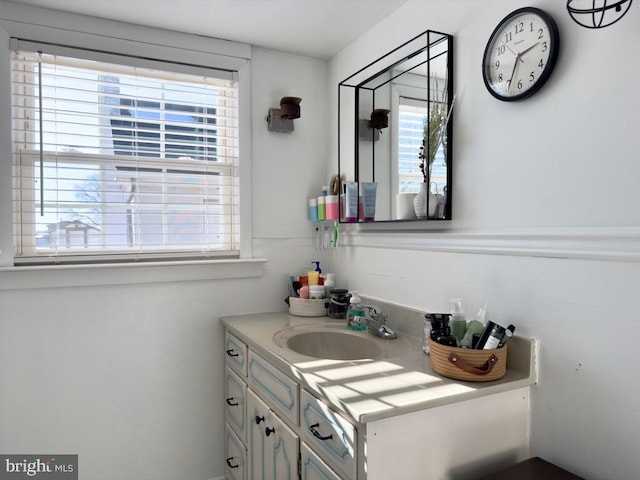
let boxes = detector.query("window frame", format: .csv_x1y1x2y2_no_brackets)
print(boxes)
1,18,253,267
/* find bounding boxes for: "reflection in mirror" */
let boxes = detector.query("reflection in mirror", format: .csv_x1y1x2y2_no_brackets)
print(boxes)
338,30,453,223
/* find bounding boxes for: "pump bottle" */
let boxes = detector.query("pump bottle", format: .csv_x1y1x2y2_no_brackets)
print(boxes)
346,292,366,330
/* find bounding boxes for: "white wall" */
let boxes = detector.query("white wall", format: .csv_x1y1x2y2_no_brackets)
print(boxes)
329,1,640,479
3,1,640,479
0,4,329,480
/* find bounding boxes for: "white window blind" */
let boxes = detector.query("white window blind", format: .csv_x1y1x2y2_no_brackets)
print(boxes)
11,45,240,265
398,98,446,194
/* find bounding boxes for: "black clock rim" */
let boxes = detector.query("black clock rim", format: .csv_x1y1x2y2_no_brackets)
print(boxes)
482,6,560,102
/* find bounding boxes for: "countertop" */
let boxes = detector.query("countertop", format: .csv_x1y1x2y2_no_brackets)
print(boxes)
221,312,536,425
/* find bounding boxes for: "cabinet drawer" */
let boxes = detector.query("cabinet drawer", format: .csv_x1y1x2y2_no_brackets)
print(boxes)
301,389,356,480
225,331,248,376
225,366,247,442
301,442,342,480
248,350,299,426
225,425,247,480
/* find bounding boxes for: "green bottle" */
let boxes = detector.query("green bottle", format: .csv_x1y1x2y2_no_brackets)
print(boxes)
459,305,487,348
346,292,366,330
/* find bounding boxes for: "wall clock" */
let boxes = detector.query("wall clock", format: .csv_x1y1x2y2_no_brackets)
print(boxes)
482,7,560,101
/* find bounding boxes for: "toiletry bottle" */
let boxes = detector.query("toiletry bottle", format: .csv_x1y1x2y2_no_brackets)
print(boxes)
328,288,349,319
435,325,457,347
422,316,432,355
309,285,325,299
346,292,366,330
498,324,516,347
307,270,319,286
426,313,447,342
449,298,467,343
324,273,335,299
475,321,506,350
459,305,487,348
423,313,446,354
426,313,457,347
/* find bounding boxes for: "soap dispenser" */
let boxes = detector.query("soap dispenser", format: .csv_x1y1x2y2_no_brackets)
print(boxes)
449,298,467,343
346,292,366,330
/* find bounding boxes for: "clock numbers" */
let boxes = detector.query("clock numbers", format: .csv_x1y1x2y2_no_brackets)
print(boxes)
483,8,559,101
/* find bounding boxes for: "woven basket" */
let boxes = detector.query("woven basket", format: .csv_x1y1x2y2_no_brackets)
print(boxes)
288,297,328,317
427,337,507,382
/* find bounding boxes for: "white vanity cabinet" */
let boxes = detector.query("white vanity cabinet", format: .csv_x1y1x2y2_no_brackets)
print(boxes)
222,315,533,480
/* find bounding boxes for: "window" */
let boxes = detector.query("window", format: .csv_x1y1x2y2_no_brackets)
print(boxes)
11,46,240,265
397,98,446,195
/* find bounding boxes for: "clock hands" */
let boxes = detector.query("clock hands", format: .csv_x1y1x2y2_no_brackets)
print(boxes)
508,54,520,90
519,41,541,58
500,41,525,63
499,40,524,92
506,41,541,91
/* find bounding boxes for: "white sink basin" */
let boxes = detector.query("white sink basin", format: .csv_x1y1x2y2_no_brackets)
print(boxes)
273,323,410,360
286,330,382,360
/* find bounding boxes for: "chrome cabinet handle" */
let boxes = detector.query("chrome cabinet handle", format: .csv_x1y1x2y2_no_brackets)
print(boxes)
309,423,333,441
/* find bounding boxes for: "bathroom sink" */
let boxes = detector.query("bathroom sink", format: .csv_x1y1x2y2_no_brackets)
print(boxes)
286,330,382,360
273,323,410,361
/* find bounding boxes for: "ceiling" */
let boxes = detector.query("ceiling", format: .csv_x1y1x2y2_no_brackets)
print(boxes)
6,0,409,59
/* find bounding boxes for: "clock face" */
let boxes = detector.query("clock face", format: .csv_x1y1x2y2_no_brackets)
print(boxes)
482,7,560,101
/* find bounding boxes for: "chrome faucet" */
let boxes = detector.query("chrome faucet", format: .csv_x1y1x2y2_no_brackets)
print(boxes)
354,305,397,339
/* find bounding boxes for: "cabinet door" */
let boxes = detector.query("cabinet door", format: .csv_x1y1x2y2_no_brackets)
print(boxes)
265,408,298,480
301,442,342,480
225,366,247,442
247,389,299,480
247,389,269,480
225,425,247,480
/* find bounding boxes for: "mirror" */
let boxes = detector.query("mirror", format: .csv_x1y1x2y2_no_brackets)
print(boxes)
338,30,453,223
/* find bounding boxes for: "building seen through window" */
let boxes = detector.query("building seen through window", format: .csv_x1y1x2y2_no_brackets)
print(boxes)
12,50,239,260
